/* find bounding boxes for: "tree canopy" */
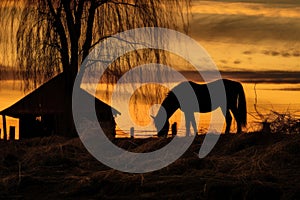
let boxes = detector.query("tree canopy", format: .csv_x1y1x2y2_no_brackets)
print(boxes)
0,0,191,90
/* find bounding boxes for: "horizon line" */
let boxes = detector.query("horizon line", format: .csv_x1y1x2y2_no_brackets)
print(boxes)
1,69,300,84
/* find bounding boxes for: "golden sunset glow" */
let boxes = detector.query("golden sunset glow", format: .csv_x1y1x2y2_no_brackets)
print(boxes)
1,2,300,199
0,0,300,138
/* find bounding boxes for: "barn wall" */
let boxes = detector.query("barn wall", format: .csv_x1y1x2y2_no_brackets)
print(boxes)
19,113,116,139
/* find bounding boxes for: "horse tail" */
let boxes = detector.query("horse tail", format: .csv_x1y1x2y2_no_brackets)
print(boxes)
237,82,247,127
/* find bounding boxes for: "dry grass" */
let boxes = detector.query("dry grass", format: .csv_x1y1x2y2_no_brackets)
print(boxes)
0,133,300,199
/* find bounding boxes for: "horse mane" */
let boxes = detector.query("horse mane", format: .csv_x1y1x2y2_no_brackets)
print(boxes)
160,91,180,118
165,91,174,101
153,90,179,126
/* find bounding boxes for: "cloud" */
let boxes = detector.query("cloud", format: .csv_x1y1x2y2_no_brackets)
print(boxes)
190,13,300,43
192,0,300,7
180,70,300,84
261,87,300,91
189,0,300,44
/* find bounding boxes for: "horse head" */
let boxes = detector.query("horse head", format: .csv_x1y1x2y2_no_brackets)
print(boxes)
151,115,169,137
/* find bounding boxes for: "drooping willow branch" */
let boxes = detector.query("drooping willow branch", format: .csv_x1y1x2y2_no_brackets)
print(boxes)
0,0,191,90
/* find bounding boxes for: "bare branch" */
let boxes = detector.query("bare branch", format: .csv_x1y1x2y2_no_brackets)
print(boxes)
1,0,191,89
253,83,265,121
108,1,139,8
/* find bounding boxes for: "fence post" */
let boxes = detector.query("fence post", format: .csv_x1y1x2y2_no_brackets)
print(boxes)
130,127,134,138
2,115,7,140
171,122,177,136
10,126,15,140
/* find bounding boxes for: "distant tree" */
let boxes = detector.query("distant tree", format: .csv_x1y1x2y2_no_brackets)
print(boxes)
0,0,191,136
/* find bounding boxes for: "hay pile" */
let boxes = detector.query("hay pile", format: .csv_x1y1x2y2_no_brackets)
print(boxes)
0,133,299,199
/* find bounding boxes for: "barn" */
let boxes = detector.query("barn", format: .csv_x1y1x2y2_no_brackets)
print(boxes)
0,74,120,139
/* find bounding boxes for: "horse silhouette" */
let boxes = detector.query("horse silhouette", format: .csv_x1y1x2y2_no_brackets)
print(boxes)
152,79,247,137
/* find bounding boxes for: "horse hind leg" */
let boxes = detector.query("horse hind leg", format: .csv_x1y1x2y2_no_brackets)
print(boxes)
222,108,232,134
230,107,242,133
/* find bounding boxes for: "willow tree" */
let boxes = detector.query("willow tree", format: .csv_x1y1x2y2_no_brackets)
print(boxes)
0,0,191,136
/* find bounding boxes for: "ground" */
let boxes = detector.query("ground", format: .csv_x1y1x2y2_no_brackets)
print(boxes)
0,133,300,199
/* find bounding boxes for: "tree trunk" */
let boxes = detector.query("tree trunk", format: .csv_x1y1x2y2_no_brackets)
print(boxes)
63,67,78,137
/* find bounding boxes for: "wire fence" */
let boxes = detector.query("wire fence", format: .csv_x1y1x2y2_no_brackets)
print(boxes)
115,109,300,138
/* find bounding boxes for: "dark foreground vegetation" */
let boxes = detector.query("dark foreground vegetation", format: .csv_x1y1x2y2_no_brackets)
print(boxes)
1,132,300,199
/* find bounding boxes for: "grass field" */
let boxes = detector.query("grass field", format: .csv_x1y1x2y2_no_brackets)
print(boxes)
0,132,300,199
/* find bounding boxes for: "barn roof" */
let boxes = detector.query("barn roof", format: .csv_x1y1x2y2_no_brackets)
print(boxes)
0,74,120,118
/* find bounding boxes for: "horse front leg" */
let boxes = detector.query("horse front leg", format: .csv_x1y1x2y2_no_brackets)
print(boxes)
185,115,191,136
185,112,197,136
190,113,198,135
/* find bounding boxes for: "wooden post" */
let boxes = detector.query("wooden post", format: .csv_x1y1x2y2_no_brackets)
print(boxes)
9,126,15,140
130,127,134,138
171,122,177,136
2,115,7,140
262,121,271,133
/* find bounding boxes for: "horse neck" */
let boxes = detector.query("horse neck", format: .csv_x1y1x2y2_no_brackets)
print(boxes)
159,92,180,119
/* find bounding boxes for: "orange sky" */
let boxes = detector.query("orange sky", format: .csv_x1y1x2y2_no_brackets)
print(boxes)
190,0,300,73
